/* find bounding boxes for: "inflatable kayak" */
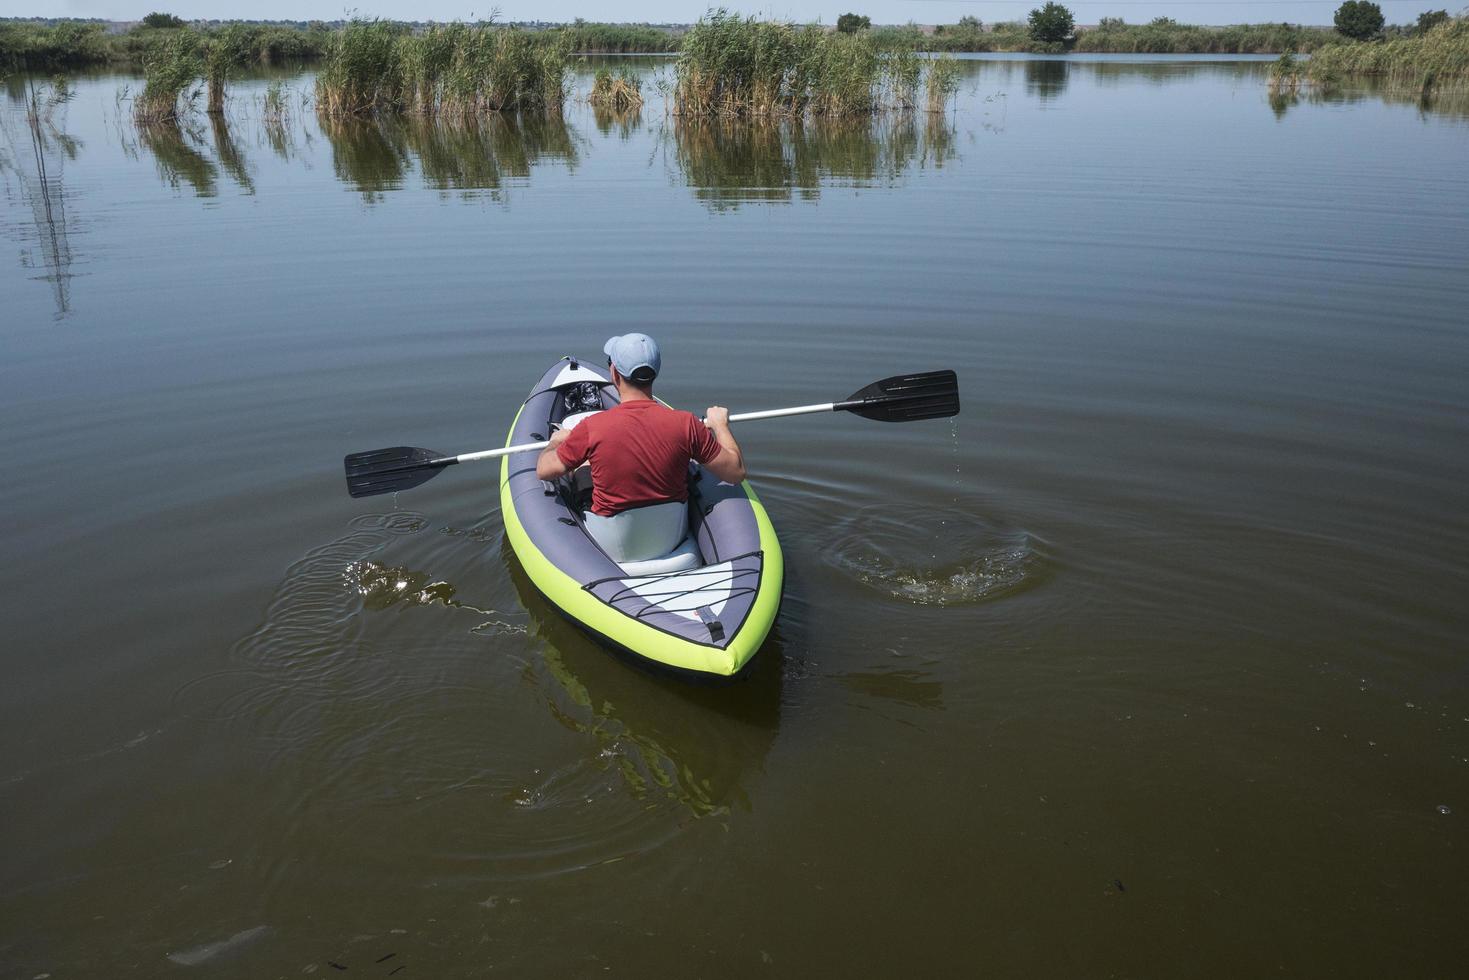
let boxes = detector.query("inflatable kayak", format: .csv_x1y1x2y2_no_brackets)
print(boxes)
500,357,783,678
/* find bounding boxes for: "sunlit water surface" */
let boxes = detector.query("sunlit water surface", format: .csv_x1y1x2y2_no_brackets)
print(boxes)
2,55,1468,976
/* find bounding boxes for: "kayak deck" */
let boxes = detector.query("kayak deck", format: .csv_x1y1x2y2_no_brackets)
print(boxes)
501,358,782,677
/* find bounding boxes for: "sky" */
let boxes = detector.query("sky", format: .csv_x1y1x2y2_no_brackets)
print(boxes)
14,0,1458,27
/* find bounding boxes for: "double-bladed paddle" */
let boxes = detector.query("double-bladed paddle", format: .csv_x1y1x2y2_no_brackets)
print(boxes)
343,369,959,499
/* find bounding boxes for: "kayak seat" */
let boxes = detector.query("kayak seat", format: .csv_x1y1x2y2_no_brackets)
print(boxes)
616,535,703,577
584,500,697,565
555,410,601,433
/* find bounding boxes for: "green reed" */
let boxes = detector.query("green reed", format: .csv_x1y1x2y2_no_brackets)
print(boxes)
134,29,201,122
316,20,568,117
1,19,329,69
590,67,644,109
1305,16,1469,94
675,9,926,117
1268,52,1304,93
551,22,681,53
926,55,961,112
1072,20,1339,54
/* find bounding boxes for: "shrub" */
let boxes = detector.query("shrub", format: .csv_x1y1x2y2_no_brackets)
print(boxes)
1334,1,1384,41
142,13,186,29
1416,10,1450,35
1028,3,1075,44
837,13,871,34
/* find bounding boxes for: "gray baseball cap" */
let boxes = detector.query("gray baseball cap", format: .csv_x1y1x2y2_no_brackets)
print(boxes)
603,333,661,383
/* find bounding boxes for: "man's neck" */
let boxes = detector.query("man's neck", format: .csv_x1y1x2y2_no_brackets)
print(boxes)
616,380,654,403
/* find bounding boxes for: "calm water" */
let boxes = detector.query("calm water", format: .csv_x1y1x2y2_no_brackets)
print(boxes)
3,54,1468,976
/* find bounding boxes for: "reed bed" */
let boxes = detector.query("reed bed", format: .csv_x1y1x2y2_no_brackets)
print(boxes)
553,22,681,53
1073,20,1339,54
133,30,201,123
1268,52,1304,93
926,55,961,112
1,20,329,69
1305,17,1469,93
675,10,924,117
315,21,569,117
589,68,644,109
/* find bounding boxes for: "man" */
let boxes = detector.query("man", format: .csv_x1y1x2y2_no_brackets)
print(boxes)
536,334,746,561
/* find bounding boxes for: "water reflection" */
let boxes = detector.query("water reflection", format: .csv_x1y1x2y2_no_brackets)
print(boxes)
136,117,219,196
592,103,643,140
319,116,408,199
210,114,255,194
0,76,80,318
320,113,580,202
1269,80,1469,122
1025,60,1070,102
505,540,782,818
670,113,958,211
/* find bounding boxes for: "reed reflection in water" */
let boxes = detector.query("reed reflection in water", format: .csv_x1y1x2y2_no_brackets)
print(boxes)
1268,78,1469,121
319,112,581,201
0,76,79,319
592,103,643,140
670,112,958,211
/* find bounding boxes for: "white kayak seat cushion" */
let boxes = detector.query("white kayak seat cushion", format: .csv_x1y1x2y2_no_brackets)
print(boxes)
583,500,693,563
555,410,601,433
615,535,704,576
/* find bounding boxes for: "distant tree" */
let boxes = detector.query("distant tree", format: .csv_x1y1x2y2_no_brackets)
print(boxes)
836,13,871,33
1028,2,1075,43
1148,16,1178,28
1415,9,1449,33
1098,17,1126,31
958,15,982,29
141,11,186,29
1333,1,1384,40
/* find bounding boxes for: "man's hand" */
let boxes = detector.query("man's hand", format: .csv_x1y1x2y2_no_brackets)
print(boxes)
536,428,573,481
701,406,746,484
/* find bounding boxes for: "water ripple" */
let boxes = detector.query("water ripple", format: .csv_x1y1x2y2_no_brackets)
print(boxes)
820,504,1050,605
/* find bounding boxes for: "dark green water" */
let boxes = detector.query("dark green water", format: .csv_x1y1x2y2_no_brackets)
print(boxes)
3,55,1468,976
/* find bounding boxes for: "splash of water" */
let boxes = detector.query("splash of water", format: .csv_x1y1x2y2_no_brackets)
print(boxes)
822,505,1047,606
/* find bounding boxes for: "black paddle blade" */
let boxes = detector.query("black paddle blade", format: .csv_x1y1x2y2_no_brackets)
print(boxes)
840,370,960,423
344,447,453,498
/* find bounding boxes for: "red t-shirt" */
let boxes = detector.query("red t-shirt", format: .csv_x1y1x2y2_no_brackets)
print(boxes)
556,399,723,517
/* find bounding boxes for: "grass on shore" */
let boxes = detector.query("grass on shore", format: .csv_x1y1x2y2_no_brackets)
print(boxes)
0,18,672,71
1,20,330,69
1304,16,1468,93
1072,19,1339,54
896,19,1339,54
551,22,680,53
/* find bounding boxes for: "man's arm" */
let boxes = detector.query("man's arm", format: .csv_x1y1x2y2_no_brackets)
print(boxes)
702,406,746,484
535,428,573,481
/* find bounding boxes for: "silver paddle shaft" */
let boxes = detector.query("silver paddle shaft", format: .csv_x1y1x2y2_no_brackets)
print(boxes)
448,402,842,466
